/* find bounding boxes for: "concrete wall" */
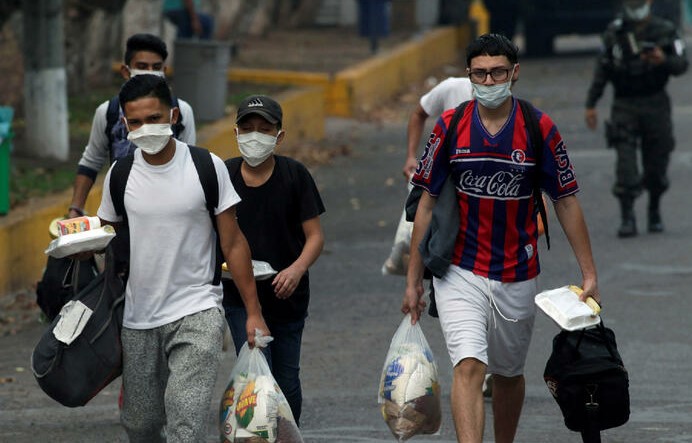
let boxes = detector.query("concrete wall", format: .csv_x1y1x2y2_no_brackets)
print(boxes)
228,25,470,118
330,26,464,117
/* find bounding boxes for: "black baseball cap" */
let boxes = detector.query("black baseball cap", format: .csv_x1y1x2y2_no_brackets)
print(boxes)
235,95,283,126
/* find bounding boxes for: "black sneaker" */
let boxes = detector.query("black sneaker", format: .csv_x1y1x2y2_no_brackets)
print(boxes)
617,217,637,238
648,211,664,233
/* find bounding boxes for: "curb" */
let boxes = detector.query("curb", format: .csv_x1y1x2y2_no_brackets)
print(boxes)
0,24,472,299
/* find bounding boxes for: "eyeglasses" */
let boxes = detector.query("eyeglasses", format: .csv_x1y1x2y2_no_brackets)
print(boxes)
468,66,515,83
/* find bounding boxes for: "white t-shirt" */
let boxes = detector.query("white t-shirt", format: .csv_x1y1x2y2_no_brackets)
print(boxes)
98,140,239,329
419,77,474,119
78,98,196,173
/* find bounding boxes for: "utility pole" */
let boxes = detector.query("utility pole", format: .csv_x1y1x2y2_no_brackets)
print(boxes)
22,0,69,161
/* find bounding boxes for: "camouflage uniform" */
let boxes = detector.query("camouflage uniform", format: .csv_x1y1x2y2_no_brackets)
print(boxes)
586,13,688,236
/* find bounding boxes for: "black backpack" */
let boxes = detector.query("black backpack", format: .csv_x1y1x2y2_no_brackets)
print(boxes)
544,322,630,435
105,95,185,164
108,144,223,285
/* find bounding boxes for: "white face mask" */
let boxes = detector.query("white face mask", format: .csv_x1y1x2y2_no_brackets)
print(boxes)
472,81,513,109
127,124,173,155
472,66,515,109
128,67,165,78
236,130,280,167
624,3,650,21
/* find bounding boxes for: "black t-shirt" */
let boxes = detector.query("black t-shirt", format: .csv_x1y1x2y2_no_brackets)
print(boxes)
222,155,325,323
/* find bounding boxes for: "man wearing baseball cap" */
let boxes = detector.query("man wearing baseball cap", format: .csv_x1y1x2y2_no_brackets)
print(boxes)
222,95,326,425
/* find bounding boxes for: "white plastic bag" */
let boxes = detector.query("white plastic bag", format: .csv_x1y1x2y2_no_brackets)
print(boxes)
382,181,414,276
220,331,304,443
378,314,441,441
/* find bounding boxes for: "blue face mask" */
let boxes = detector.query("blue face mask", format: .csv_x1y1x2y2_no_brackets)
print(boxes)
471,66,515,109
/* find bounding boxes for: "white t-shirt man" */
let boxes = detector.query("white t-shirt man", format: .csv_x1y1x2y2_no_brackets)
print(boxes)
98,139,239,329
419,76,474,117
403,76,475,177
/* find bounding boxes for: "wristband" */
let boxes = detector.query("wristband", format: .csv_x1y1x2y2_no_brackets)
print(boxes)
68,205,85,216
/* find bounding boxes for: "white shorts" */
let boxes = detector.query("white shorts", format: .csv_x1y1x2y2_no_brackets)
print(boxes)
434,266,537,377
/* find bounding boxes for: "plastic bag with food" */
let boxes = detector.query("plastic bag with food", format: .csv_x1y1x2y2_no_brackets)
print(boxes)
378,314,441,441
219,331,304,443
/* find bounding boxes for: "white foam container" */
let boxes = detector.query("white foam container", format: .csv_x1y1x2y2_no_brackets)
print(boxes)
535,285,601,331
222,260,278,281
45,226,116,258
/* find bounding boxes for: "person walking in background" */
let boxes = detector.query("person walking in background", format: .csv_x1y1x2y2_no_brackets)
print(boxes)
68,33,196,220
97,74,268,442
163,0,214,40
585,0,688,237
403,75,473,178
222,95,325,425
402,34,600,442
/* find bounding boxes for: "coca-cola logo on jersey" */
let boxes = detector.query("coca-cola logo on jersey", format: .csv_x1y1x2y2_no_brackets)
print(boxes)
457,169,527,198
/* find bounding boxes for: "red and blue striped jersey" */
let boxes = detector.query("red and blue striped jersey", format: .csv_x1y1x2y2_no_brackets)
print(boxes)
412,98,579,282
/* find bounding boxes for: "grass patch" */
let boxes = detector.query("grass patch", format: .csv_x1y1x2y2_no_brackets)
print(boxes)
10,165,75,203
7,84,117,210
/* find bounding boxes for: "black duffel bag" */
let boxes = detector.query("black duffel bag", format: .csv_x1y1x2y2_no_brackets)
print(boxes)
31,246,125,407
36,255,99,322
544,321,630,436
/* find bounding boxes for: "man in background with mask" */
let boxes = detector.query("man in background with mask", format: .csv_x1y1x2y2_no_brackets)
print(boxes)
585,0,687,237
67,33,196,220
222,95,325,425
402,34,600,442
97,74,268,441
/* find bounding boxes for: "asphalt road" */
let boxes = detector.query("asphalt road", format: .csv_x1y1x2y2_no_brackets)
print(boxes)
1,38,692,442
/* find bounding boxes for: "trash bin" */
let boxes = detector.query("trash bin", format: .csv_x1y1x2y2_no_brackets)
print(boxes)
173,39,230,122
0,106,13,216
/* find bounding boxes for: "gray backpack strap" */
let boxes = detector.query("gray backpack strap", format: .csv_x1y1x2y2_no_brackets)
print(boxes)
518,98,550,250
405,100,470,222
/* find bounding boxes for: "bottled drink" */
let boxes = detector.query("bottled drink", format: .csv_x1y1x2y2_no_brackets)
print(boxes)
56,216,101,236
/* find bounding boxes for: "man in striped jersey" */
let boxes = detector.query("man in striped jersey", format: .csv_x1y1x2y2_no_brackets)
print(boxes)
402,34,601,443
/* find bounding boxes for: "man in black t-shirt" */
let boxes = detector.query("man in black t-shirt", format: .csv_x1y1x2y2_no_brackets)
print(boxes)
222,95,325,425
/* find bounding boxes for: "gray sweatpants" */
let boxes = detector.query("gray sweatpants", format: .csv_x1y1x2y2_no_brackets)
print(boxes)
120,308,225,443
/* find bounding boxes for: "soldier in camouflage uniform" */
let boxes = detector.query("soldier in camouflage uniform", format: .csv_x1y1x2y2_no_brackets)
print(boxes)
585,0,688,238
